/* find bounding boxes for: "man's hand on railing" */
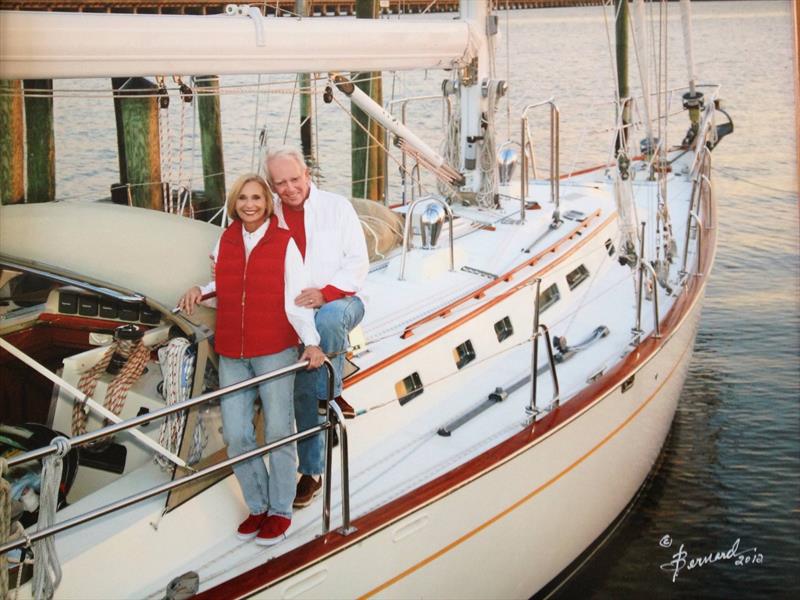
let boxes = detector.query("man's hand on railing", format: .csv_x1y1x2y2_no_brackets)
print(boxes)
300,345,326,369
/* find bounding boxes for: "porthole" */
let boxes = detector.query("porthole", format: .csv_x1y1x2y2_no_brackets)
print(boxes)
566,264,590,290
453,340,476,369
494,317,513,342
395,372,424,406
538,283,560,314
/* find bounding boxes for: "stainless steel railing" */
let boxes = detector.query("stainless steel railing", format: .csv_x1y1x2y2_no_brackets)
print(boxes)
520,99,560,225
527,278,561,417
0,358,354,556
633,221,661,341
681,139,713,278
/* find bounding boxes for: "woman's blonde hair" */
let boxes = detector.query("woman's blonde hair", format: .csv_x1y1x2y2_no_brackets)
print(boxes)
225,173,274,222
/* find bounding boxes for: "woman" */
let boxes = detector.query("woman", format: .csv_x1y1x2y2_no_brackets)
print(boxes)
178,173,324,546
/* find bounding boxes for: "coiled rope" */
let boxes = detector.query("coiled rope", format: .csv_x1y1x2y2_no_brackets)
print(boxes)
72,339,150,437
30,437,70,600
155,339,206,470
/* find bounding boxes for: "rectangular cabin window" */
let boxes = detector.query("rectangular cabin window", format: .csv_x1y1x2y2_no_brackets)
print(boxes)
453,340,476,369
118,302,141,322
566,264,590,290
605,239,615,257
538,283,560,314
77,295,99,317
494,317,514,342
58,292,78,314
395,372,424,406
99,298,119,319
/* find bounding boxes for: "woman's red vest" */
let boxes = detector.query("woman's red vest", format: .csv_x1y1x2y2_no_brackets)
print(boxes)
214,215,299,358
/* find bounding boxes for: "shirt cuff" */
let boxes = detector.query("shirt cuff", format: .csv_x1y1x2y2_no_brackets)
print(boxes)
321,285,355,303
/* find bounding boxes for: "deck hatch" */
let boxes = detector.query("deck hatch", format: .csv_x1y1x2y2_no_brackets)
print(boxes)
396,372,424,405
453,340,476,369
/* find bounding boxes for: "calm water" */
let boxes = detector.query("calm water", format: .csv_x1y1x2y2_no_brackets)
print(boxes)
37,1,800,597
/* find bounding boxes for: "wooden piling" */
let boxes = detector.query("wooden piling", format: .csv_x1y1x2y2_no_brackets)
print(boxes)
23,79,55,203
350,0,385,201
0,80,25,205
297,0,315,165
195,75,226,212
114,77,163,209
111,77,131,193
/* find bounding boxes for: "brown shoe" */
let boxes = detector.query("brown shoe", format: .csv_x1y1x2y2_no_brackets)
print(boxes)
318,396,356,419
293,475,322,508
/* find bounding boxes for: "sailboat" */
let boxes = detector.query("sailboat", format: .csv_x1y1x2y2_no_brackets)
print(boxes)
0,1,732,598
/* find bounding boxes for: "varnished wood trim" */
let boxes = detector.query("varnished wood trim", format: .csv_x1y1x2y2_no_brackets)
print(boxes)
400,209,602,339
348,210,613,387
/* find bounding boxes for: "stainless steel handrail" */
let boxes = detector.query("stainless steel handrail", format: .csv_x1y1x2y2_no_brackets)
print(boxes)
0,417,337,555
0,256,144,305
634,222,661,340
0,359,357,555
4,360,314,469
681,137,712,277
398,195,455,281
520,99,560,225
527,279,561,417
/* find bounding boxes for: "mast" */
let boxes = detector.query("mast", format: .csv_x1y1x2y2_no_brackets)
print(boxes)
613,0,639,266
614,0,630,157
296,0,315,166
631,0,655,157
457,0,497,202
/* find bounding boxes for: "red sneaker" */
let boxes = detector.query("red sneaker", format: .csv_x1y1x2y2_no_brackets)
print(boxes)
236,512,267,541
256,515,292,546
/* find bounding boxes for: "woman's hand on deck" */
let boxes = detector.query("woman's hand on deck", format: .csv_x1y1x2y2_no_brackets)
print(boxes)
177,286,203,316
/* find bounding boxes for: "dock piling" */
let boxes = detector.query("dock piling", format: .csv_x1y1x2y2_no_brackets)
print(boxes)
23,79,55,203
0,80,24,205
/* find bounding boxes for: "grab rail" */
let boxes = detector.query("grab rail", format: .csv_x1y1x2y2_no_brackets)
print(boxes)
520,99,560,225
0,359,355,556
633,222,661,340
527,279,561,416
680,126,713,278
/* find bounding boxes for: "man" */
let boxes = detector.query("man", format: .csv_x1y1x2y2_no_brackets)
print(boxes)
265,146,369,508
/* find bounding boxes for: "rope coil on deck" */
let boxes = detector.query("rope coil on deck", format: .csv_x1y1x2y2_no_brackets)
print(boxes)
155,338,206,470
72,337,150,437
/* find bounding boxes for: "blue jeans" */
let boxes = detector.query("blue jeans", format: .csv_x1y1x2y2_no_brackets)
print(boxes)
219,346,298,519
295,296,365,476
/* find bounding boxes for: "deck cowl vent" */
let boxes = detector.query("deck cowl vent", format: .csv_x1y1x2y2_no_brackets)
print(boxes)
420,203,446,249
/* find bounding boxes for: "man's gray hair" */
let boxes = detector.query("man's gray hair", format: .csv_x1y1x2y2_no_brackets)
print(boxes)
264,145,307,186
